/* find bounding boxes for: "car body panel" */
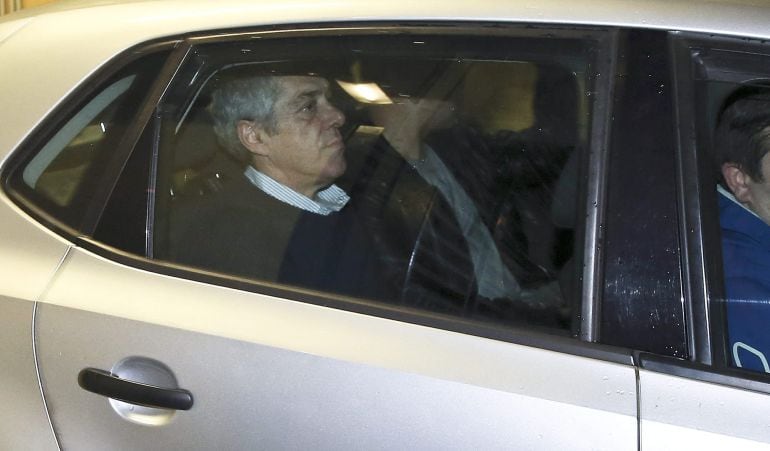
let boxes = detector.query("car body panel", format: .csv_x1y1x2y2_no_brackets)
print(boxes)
0,194,68,450
41,247,637,413
0,297,58,451
0,16,31,46
639,369,770,449
0,193,69,302
35,246,638,450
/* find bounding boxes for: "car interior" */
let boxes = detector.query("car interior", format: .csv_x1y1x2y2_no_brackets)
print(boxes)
154,53,586,332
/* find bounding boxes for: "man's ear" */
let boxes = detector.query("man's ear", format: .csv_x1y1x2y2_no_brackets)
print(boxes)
722,162,754,204
236,120,270,156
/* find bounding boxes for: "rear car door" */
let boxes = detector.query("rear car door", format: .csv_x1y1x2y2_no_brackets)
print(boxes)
4,24,640,449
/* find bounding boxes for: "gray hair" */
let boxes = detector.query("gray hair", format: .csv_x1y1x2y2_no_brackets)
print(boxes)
208,75,283,163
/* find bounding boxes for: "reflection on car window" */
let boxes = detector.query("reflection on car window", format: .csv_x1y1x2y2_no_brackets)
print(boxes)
23,75,136,207
712,83,770,374
9,52,166,230
149,31,596,334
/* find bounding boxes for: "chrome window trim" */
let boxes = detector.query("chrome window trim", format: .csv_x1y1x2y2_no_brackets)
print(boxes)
639,352,770,395
579,29,617,342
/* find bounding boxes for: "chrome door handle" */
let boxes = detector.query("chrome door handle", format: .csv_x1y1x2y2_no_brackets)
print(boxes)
78,367,194,410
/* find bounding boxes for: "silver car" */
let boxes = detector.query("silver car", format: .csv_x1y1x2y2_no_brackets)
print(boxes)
2,0,770,449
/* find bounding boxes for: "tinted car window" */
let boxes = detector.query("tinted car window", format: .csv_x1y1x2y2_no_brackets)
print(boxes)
706,80,770,374
148,29,601,333
685,41,770,374
7,53,167,231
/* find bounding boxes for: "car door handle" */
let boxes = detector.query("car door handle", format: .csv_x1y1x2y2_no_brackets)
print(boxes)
78,368,194,411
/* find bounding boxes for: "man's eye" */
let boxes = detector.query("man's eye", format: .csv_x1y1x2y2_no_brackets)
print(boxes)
300,101,317,113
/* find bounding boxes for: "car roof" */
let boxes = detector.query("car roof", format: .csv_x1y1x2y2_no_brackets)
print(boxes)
3,0,769,37
2,0,770,164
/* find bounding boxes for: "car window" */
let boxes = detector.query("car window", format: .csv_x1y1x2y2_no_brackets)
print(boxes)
7,52,167,231
686,42,770,375
137,29,602,334
7,27,606,337
22,75,136,206
709,80,770,375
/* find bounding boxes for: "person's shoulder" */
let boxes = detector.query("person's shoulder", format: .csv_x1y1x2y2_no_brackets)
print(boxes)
720,223,770,268
718,188,743,216
178,172,303,233
169,174,301,273
722,226,770,288
719,193,770,246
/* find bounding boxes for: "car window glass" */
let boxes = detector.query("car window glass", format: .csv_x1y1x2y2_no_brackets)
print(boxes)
704,78,770,375
145,30,599,334
22,75,136,206
7,53,166,230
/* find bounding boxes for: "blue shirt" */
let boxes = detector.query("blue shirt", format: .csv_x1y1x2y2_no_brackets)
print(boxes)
719,187,770,373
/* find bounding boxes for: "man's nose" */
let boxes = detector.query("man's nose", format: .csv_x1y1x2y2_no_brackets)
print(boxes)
324,103,345,128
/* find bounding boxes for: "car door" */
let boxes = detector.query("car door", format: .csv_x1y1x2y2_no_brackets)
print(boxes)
7,24,641,450
635,33,770,449
0,191,64,450
33,248,638,450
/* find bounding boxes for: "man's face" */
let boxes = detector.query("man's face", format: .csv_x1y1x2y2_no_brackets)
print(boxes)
742,154,770,224
249,76,346,196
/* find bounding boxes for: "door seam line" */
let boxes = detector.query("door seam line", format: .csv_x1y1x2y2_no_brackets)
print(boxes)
636,364,642,451
32,244,73,451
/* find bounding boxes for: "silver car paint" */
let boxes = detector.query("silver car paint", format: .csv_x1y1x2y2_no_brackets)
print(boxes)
3,0,770,448
639,369,770,449
0,194,69,449
0,297,58,451
35,249,638,450
44,247,637,413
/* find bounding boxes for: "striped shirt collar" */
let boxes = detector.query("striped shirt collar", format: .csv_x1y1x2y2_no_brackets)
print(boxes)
244,165,349,216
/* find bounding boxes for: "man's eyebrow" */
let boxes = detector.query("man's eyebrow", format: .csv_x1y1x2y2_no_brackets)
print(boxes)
289,83,331,105
288,87,329,106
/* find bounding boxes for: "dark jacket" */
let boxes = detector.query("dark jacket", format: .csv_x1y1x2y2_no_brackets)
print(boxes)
720,190,770,373
340,128,536,316
170,172,396,302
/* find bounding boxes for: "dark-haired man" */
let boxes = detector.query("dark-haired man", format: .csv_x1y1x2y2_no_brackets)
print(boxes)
715,86,770,373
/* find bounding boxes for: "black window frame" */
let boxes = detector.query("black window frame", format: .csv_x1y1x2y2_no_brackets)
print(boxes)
644,31,770,395
596,29,688,359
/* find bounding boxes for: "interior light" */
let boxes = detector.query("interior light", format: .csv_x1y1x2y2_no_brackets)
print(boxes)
336,80,393,105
